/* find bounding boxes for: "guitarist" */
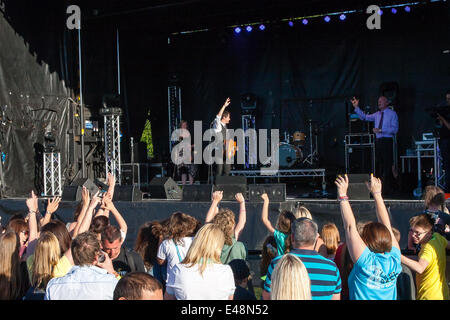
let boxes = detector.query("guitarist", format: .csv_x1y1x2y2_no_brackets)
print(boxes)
213,97,234,180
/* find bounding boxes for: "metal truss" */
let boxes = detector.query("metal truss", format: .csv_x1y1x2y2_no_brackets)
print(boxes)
168,85,182,154
43,152,62,196
101,108,122,184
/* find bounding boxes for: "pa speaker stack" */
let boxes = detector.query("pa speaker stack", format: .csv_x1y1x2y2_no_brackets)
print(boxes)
62,178,99,201
214,176,247,200
182,184,213,201
248,184,286,202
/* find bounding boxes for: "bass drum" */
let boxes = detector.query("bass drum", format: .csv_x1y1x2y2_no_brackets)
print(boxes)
279,143,303,168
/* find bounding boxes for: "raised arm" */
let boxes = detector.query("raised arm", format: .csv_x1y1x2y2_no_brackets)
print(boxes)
261,193,275,234
25,191,39,243
73,190,101,238
234,193,246,241
400,254,430,274
216,97,231,119
351,97,376,122
96,173,116,218
335,174,367,263
366,174,400,250
206,191,223,223
101,194,127,237
41,196,61,227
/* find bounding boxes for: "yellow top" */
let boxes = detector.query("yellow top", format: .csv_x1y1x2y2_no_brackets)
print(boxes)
52,255,73,278
416,233,449,300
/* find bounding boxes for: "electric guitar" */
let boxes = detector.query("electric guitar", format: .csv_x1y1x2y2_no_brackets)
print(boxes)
225,139,237,159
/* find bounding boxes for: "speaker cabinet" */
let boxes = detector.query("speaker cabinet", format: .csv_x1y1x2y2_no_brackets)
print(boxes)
62,178,99,201
148,177,182,199
182,184,213,201
346,174,370,200
113,185,143,202
248,184,286,202
214,176,247,201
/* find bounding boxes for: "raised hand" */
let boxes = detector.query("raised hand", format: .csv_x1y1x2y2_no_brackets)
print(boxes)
212,190,223,202
365,173,382,195
81,186,90,206
46,196,61,215
261,193,269,202
89,190,102,208
101,194,115,211
334,174,349,198
235,193,245,204
223,97,231,108
26,190,39,213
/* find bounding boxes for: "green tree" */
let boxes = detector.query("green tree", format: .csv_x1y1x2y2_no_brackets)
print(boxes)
140,111,154,159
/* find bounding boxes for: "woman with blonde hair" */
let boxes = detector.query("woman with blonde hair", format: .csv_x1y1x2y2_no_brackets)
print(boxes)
164,223,235,300
271,254,311,300
320,223,341,260
24,232,61,300
0,231,30,300
294,206,312,220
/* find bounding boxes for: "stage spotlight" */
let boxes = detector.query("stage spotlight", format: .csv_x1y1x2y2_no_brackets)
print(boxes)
302,19,308,25
259,24,265,31
339,14,346,20
246,25,252,32
391,8,397,14
324,16,330,22
288,21,294,27
234,27,241,34
405,6,411,12
378,9,383,15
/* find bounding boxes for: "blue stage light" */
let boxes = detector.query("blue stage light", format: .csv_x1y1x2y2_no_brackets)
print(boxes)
259,24,265,31
405,6,411,12
378,9,383,15
234,27,241,34
302,19,308,25
391,8,397,14
339,14,346,20
246,25,252,32
324,16,330,22
288,21,294,27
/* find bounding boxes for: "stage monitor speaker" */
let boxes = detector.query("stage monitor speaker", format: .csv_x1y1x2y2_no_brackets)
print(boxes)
214,176,247,201
148,177,182,199
70,178,99,196
248,184,286,202
113,185,143,202
182,184,213,201
346,174,370,200
62,186,83,202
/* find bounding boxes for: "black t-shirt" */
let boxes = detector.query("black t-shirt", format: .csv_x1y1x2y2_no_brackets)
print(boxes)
112,247,146,277
233,286,257,300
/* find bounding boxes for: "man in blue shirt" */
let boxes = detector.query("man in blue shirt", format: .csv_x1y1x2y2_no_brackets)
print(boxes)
262,218,342,300
352,96,399,195
45,232,119,300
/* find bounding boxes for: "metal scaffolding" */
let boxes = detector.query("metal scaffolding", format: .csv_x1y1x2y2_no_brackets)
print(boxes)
168,85,182,154
101,107,122,184
43,152,62,196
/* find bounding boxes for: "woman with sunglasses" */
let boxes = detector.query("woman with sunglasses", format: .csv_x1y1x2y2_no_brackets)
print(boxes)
401,214,450,300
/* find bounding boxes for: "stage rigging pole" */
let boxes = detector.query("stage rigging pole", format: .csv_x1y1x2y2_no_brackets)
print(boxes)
78,22,86,178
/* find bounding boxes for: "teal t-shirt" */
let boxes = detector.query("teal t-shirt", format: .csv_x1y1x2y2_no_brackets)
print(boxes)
348,246,402,300
273,229,288,256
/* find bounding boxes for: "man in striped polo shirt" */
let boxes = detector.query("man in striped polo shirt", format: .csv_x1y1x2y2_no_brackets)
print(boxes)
262,218,342,300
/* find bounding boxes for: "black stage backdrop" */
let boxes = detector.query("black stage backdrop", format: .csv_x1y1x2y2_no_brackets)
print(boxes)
0,1,449,195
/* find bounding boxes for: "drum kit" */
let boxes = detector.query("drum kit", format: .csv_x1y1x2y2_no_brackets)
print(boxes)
279,120,320,168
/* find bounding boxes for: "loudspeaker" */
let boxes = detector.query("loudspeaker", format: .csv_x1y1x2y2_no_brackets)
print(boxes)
214,176,247,201
113,185,143,202
248,184,286,202
182,184,213,201
70,178,99,196
346,174,370,200
62,178,99,201
148,177,182,199
62,186,83,202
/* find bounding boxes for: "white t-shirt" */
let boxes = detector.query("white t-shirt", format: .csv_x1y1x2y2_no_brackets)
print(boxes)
157,237,193,280
166,263,235,300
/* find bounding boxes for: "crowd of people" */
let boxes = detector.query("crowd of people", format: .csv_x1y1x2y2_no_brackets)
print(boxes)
0,173,448,300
